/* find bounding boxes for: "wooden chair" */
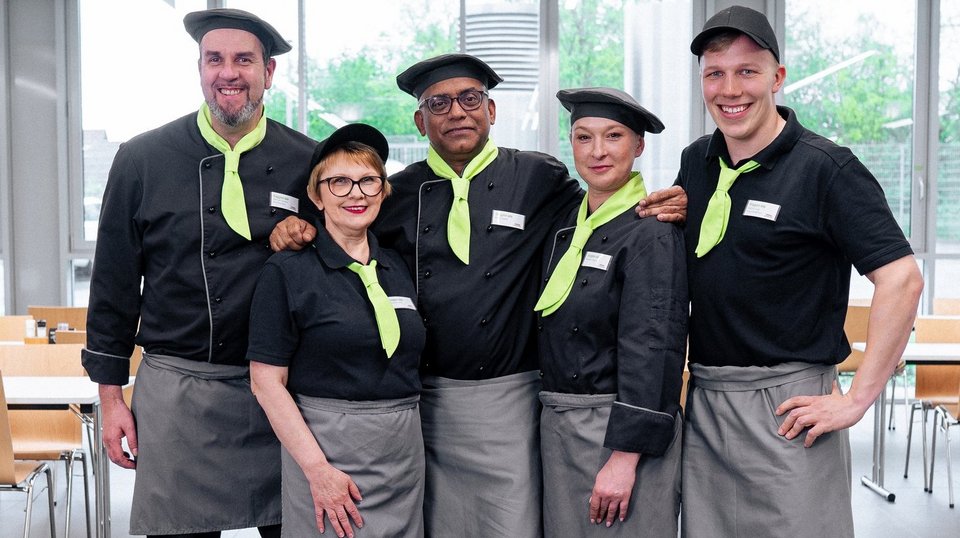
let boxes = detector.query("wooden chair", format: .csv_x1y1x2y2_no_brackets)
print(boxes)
0,315,33,340
27,306,87,332
0,343,91,537
53,330,86,345
0,370,57,537
914,316,960,507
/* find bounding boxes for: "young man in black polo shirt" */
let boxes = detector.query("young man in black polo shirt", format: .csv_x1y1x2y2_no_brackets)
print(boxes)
678,6,922,537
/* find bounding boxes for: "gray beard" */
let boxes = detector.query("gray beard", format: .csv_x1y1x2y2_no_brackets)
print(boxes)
208,97,261,128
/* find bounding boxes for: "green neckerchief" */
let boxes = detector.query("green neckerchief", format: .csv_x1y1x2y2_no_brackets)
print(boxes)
694,157,760,257
425,139,499,264
535,172,647,316
347,260,401,358
196,103,268,240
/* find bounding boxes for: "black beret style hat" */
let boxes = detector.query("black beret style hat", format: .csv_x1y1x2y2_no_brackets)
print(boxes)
396,53,503,98
557,87,665,136
690,5,780,63
310,123,390,172
184,8,292,58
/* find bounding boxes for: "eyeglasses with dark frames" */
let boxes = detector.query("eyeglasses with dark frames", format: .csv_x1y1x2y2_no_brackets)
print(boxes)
319,175,385,197
418,89,488,116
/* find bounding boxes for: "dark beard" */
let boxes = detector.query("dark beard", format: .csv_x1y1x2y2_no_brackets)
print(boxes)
208,97,261,128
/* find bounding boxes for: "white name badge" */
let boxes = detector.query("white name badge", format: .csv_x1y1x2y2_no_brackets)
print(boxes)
270,192,300,214
491,210,526,230
389,296,417,311
581,251,612,271
743,200,780,222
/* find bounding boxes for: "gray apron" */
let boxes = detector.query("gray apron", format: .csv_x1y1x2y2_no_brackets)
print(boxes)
420,370,542,538
281,395,424,538
130,353,281,535
539,392,681,538
682,361,854,538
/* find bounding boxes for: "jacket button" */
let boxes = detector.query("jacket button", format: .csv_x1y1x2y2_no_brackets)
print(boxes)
208,251,216,258
572,373,579,380
203,162,212,169
601,236,608,242
266,166,274,174
487,182,494,189
208,206,216,213
484,272,492,278
486,225,493,232
215,296,222,303
270,208,277,215
217,341,224,348
560,233,567,240
480,318,488,326
478,366,484,372
424,270,432,278
539,370,544,377
426,186,432,192
580,279,588,286
572,326,579,333
423,225,431,233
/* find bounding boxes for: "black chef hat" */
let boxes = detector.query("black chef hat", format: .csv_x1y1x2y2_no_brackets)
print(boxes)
184,8,291,58
690,5,780,63
396,53,503,98
310,123,389,172
557,87,665,136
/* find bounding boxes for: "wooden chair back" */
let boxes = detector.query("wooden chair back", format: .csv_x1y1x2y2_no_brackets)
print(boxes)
27,306,87,331
838,305,871,373
0,315,33,341
0,345,87,453
914,317,960,404
0,370,19,484
54,330,87,345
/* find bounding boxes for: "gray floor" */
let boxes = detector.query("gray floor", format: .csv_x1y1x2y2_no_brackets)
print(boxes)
3,392,960,537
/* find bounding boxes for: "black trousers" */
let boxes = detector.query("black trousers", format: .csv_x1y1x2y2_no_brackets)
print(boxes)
147,524,281,538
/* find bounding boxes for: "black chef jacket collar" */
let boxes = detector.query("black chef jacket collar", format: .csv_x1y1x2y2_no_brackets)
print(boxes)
704,106,803,172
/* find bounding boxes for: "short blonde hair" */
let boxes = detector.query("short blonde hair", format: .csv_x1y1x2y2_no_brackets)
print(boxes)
308,142,391,200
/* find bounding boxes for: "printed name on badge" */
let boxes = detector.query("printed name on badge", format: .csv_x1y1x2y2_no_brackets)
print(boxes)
490,210,526,230
389,296,417,311
581,251,612,271
270,192,300,214
743,200,780,221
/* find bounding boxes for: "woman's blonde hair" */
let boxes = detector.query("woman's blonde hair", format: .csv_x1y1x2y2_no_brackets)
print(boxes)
308,142,392,200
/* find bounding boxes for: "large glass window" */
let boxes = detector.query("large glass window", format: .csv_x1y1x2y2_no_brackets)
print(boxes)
784,1,916,237
558,0,693,192
937,0,960,301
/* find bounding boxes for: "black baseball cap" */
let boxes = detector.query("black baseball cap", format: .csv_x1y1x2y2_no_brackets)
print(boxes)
690,5,780,63
396,53,503,98
557,87,664,136
184,8,291,58
310,124,389,171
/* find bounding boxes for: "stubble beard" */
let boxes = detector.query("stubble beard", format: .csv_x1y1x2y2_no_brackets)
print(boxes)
208,95,262,128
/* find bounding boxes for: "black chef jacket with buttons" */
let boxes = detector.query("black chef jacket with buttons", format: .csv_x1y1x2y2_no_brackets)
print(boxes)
247,226,425,401
374,147,583,380
82,112,316,385
538,204,688,455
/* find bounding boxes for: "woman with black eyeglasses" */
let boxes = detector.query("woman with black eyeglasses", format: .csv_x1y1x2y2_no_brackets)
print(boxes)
247,124,426,538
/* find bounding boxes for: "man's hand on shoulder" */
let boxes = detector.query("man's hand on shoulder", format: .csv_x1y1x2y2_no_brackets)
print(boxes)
270,216,317,252
636,185,687,223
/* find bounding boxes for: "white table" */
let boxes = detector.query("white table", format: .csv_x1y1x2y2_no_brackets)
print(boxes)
852,342,960,502
3,376,113,538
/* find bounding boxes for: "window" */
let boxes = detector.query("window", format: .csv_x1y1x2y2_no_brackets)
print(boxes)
936,0,960,300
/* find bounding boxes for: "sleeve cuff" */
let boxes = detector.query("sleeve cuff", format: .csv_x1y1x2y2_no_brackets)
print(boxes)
81,348,131,385
603,402,676,456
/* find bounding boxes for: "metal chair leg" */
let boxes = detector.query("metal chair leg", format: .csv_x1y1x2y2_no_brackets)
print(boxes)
65,452,75,538
80,449,92,538
946,417,955,509
930,407,939,494
904,402,918,478
888,374,898,430
922,404,931,491
44,466,56,538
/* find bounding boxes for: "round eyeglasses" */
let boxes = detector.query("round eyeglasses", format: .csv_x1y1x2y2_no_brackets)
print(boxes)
319,176,385,197
418,89,488,116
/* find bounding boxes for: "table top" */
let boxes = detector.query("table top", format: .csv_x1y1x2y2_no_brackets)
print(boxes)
852,342,960,364
3,375,101,405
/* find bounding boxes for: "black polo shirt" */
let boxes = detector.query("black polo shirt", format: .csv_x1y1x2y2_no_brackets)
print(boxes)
677,106,913,368
247,226,425,400
538,205,688,455
374,147,583,380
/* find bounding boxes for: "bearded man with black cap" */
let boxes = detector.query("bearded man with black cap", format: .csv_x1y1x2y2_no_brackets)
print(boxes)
536,87,686,537
81,8,315,538
678,6,921,537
